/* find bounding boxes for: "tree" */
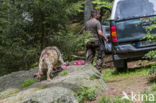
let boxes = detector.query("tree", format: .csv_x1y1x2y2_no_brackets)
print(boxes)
84,0,93,23
0,0,83,76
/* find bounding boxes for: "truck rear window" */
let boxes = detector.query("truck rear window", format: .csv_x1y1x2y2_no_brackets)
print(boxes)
115,0,156,20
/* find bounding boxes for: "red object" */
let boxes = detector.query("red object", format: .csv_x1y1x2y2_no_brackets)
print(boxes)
110,25,118,42
74,60,85,65
33,72,44,78
42,53,48,57
61,63,69,69
61,60,85,69
40,72,44,76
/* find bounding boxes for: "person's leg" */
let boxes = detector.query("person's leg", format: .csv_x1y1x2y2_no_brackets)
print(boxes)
95,43,103,72
86,41,96,64
86,48,95,64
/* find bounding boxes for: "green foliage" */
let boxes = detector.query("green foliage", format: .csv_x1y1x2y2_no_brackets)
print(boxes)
137,17,156,61
39,76,47,81
148,66,156,75
140,17,156,82
99,96,112,103
21,79,36,88
75,87,96,103
90,74,100,80
58,70,68,76
50,30,93,60
151,83,156,91
102,67,148,82
41,85,48,89
143,18,156,60
99,96,132,103
92,0,113,21
0,0,9,32
113,98,132,103
145,51,156,60
142,92,156,103
147,66,156,82
0,0,84,76
143,17,156,41
92,0,113,10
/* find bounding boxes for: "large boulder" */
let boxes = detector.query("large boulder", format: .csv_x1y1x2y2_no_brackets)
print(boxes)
0,64,107,103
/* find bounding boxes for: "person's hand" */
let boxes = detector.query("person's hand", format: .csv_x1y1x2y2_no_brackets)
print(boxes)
104,37,108,42
106,38,109,42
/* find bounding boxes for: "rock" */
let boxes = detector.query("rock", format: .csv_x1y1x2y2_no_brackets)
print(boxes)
22,87,77,103
0,64,107,103
0,68,38,92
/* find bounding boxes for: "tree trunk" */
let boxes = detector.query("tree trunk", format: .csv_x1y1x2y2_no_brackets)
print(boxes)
40,13,46,50
84,0,93,23
41,24,45,50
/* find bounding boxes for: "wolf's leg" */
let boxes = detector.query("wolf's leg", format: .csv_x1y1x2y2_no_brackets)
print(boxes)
37,58,43,78
47,61,53,81
54,47,65,64
59,54,65,64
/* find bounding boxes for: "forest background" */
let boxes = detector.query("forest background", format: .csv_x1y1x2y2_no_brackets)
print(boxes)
0,0,113,76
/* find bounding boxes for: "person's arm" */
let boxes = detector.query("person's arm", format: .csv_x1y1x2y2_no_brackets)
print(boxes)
97,29,108,42
97,22,108,42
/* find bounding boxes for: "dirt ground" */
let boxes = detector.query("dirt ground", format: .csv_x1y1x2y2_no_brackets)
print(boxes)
103,55,155,69
89,74,152,103
88,55,156,103
101,74,152,102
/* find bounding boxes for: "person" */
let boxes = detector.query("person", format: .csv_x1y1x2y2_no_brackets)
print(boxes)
85,10,108,72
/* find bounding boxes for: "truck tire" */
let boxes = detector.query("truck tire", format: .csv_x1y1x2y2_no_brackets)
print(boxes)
114,60,127,72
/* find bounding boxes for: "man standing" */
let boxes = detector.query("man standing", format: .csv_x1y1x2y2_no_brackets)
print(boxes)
85,10,108,72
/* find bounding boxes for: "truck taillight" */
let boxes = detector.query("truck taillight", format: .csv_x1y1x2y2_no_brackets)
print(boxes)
111,25,118,42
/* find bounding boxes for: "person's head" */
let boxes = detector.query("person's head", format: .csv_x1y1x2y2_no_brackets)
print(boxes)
91,10,101,19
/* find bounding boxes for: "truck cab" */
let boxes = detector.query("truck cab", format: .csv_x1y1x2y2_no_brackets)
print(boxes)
103,0,156,71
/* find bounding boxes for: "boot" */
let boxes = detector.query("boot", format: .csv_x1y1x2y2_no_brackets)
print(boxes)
96,59,103,72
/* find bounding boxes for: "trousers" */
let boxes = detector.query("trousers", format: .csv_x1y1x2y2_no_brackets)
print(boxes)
86,40,103,71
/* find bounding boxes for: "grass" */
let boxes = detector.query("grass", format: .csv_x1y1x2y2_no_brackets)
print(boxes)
102,67,149,82
41,85,48,89
99,66,154,102
90,74,100,80
151,83,156,91
75,87,96,103
135,89,156,103
39,75,47,81
147,65,156,82
113,98,132,103
33,85,48,91
21,79,36,88
99,96,132,103
142,92,156,103
58,70,68,76
99,96,112,103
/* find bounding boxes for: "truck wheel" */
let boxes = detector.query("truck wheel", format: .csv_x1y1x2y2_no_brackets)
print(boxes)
114,60,127,72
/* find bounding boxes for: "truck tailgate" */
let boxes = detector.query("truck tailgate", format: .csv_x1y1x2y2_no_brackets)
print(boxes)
116,16,156,43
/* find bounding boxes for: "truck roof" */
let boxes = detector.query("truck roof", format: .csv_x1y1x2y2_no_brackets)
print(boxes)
111,0,156,20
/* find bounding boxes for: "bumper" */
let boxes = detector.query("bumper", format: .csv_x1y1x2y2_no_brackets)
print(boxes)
113,44,156,60
114,44,156,53
113,52,146,61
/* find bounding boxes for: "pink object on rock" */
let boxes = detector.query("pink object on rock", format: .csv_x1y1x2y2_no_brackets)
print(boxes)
40,72,44,76
74,60,85,65
61,63,69,69
33,72,44,78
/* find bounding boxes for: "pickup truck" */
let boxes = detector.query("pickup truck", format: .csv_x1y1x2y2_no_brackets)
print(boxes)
103,0,156,72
